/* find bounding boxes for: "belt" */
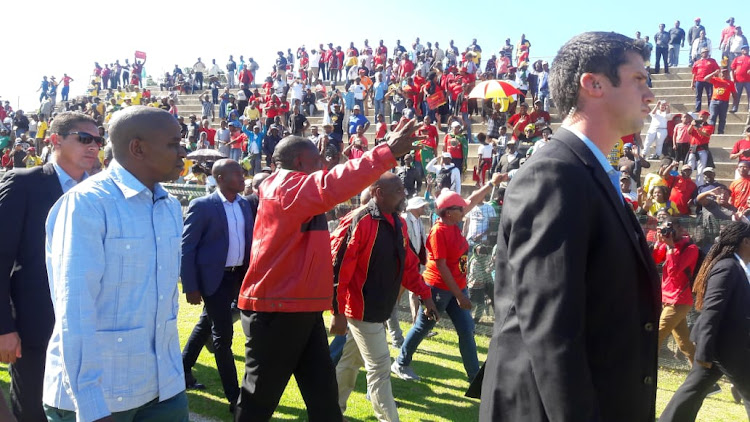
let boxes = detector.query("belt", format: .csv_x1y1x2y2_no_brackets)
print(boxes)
224,266,243,272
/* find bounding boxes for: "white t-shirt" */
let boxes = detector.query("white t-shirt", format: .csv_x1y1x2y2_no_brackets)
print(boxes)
350,84,366,100
309,52,320,67
648,110,670,131
478,144,493,159
291,83,304,101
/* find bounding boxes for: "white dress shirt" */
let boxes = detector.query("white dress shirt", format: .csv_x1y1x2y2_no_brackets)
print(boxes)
217,189,245,267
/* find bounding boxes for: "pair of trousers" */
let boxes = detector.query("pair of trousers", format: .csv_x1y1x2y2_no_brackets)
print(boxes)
195,72,204,90
181,270,242,404
336,318,400,422
385,297,404,345
122,71,130,87
9,345,47,421
227,71,235,88
660,362,750,421
695,81,713,111
643,128,668,157
235,311,342,421
61,85,69,101
396,286,479,380
374,99,384,118
733,81,750,112
658,304,695,364
44,391,188,422
320,62,328,80
668,44,681,66
655,46,669,73
687,149,709,186
229,148,242,162
709,99,729,134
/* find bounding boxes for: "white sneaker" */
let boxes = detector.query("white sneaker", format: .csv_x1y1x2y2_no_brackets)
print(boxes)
391,360,420,381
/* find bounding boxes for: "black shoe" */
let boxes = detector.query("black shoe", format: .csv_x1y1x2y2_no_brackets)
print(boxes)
185,379,206,390
706,383,721,397
731,385,743,404
229,400,237,414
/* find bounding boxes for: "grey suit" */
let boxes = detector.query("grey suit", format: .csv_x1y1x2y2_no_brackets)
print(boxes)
478,128,662,421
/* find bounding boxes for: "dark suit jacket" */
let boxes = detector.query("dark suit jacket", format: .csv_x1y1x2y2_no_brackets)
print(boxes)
498,151,521,173
181,191,254,297
0,163,63,347
691,258,750,378
478,128,662,422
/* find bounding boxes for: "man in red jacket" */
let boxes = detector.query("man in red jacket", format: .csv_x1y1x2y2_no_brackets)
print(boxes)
652,218,698,364
234,120,423,422
330,173,438,421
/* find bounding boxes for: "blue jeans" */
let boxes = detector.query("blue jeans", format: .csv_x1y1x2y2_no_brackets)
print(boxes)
461,111,472,142
695,81,712,111
44,391,188,422
709,99,729,134
733,81,750,112
354,98,364,110
396,286,479,380
229,148,242,161
668,44,680,67
329,333,347,366
374,99,384,118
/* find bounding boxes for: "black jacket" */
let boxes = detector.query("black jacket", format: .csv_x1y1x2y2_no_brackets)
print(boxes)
0,163,63,347
691,258,750,376
478,128,662,422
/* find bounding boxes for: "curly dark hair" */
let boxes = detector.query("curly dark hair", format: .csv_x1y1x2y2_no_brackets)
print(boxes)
550,32,648,119
693,221,750,310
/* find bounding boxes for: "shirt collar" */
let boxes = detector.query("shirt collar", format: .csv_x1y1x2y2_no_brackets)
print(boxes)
216,189,237,204
52,161,88,190
565,126,616,173
734,253,750,282
108,160,168,201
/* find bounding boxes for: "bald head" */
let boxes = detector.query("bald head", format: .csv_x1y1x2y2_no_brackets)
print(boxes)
369,172,402,194
273,136,322,174
252,172,271,191
108,106,180,161
211,159,241,178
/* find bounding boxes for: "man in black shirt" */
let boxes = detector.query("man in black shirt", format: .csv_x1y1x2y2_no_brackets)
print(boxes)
290,106,309,136
329,103,345,144
11,143,26,168
669,21,686,67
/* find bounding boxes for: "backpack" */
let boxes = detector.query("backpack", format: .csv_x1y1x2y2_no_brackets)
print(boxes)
436,166,453,190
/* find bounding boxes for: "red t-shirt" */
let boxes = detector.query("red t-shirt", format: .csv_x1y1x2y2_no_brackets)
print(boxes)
732,138,750,161
345,146,365,160
199,128,216,146
444,134,463,158
423,221,469,291
507,113,532,139
731,55,750,83
710,77,736,102
730,177,750,209
62,76,72,87
692,58,720,81
667,176,697,215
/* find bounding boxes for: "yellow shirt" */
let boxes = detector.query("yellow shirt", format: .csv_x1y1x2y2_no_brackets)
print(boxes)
244,107,260,121
131,92,142,105
647,200,680,216
25,155,42,167
642,173,666,196
36,121,48,139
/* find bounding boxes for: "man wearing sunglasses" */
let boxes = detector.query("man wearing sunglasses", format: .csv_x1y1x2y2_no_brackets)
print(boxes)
0,111,100,421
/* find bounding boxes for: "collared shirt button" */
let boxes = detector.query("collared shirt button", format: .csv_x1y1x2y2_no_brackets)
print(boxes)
644,323,654,332
156,236,161,241
159,295,164,300
125,244,131,250
158,265,162,270
117,337,123,342
117,397,123,402
644,376,654,385
157,324,161,328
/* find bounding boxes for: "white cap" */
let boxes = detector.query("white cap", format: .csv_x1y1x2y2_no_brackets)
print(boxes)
450,121,461,128
406,197,428,211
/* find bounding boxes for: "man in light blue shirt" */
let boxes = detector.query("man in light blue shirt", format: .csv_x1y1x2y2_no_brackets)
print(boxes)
44,106,189,422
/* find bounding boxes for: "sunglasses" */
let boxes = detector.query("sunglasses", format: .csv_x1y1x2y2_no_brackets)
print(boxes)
59,132,104,145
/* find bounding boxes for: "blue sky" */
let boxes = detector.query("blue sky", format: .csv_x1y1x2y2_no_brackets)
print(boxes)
1,0,738,112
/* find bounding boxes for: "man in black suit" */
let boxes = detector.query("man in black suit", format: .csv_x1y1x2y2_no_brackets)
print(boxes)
0,112,100,421
478,32,662,422
180,159,254,414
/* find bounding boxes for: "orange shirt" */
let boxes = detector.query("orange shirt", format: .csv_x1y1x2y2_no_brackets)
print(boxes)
729,177,750,209
422,221,469,291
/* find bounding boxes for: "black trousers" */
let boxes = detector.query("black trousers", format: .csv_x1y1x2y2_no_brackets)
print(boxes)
181,270,242,404
195,72,204,90
9,344,47,422
660,362,750,421
234,311,342,422
655,46,669,73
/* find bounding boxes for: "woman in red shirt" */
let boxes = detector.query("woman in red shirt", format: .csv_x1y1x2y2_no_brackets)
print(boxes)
392,179,501,382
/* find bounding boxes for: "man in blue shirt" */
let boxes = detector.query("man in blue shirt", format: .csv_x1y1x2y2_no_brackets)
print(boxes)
348,105,370,136
654,23,671,74
44,106,189,422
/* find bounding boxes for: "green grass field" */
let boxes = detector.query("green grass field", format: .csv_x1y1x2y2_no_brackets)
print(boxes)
2,296,746,421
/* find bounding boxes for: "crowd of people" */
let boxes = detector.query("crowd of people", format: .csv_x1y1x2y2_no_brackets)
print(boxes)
0,17,749,422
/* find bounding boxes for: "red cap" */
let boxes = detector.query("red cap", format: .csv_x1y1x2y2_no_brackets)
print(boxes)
435,188,470,210
699,110,710,117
